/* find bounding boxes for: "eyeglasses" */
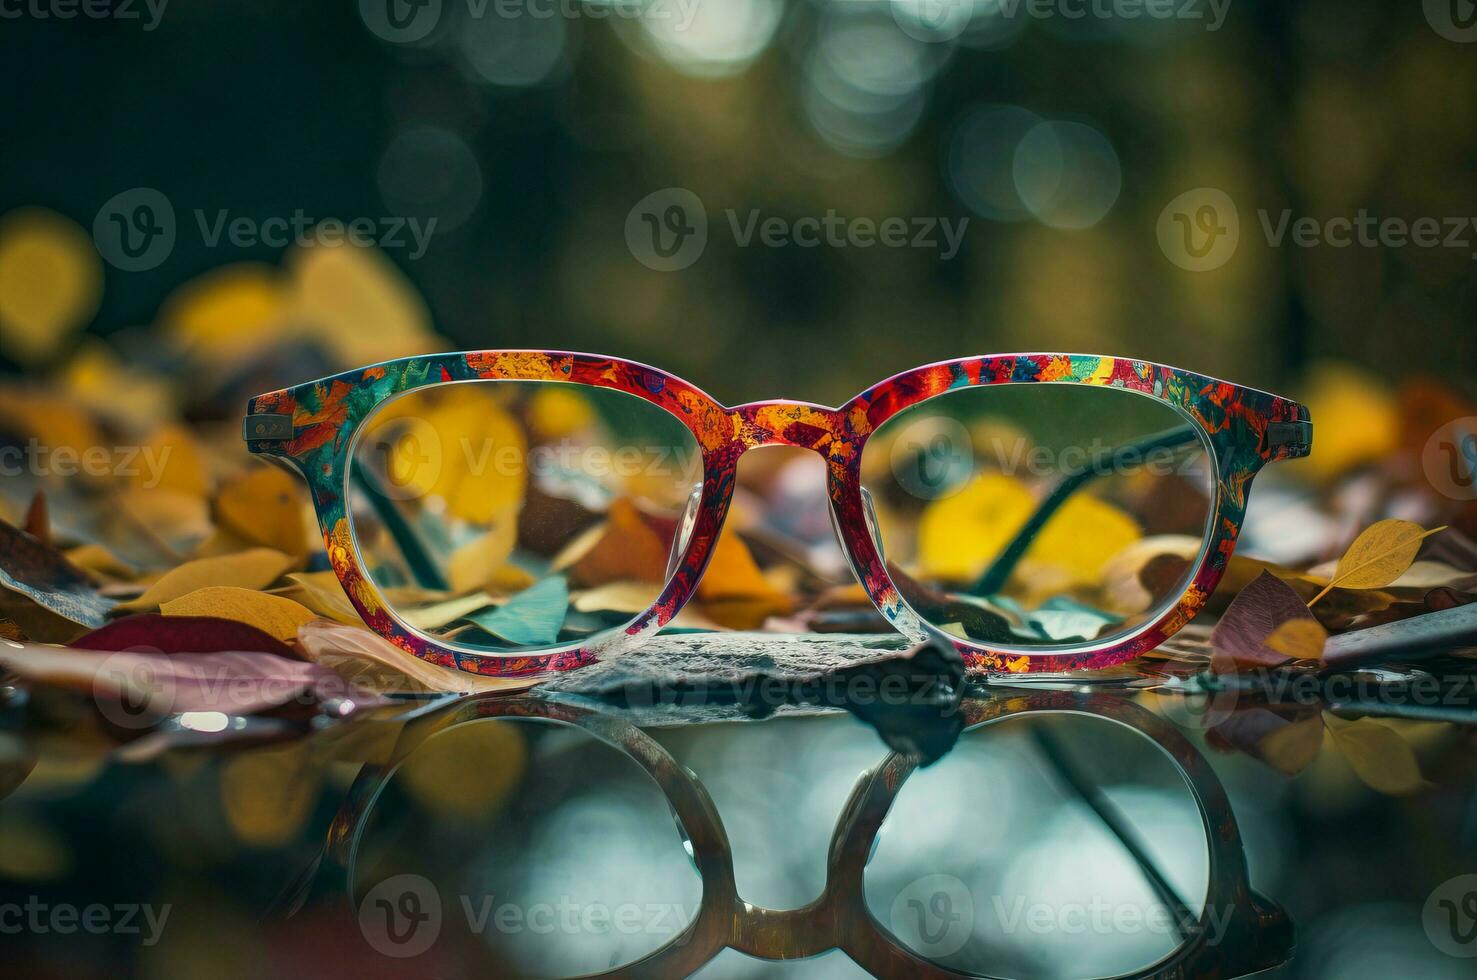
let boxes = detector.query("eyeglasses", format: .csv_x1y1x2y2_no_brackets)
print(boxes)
276,689,1293,977
243,352,1311,678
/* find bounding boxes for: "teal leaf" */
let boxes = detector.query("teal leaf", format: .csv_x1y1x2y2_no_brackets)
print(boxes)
467,576,568,647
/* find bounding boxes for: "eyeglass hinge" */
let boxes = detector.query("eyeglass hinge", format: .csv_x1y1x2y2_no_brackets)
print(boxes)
243,414,294,443
1264,420,1312,457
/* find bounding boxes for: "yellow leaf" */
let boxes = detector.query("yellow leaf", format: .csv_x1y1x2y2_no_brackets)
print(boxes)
0,208,102,365
1312,519,1446,604
160,586,317,642
1265,618,1328,661
113,486,214,559
527,385,596,438
918,473,1035,581
160,263,288,360
280,571,362,626
220,743,321,847
64,543,138,582
697,526,778,600
372,383,527,525
1323,713,1428,795
0,389,104,468
59,340,175,433
134,423,212,498
400,592,494,632
1027,494,1142,588
118,548,296,610
447,513,519,593
287,240,439,367
215,466,310,556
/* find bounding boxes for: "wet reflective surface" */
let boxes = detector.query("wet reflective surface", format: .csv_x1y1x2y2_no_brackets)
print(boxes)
2,654,1475,979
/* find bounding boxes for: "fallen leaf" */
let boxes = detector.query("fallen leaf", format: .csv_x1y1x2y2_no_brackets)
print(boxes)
160,587,317,642
1312,519,1446,604
570,498,670,586
1323,713,1428,795
0,207,102,365
279,571,362,626
1210,571,1317,670
1257,714,1325,775
296,619,531,694
215,467,310,556
467,576,568,646
0,517,115,627
71,614,298,659
117,548,296,611
447,515,518,594
23,492,49,546
1264,618,1328,661
401,592,494,632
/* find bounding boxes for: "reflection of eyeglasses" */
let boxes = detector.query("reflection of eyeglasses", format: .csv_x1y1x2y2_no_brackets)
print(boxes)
244,352,1311,677
278,691,1292,977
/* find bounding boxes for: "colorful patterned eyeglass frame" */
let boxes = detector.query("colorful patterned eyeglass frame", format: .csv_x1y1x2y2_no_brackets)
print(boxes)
276,690,1294,978
244,351,1311,678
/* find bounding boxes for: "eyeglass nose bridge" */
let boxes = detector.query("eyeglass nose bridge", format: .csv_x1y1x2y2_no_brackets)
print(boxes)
729,401,849,452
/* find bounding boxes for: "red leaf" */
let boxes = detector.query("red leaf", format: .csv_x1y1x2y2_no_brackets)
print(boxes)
70,614,300,660
1210,571,1316,669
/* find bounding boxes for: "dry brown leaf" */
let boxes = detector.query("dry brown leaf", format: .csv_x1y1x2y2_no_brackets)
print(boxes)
118,548,296,611
160,587,316,642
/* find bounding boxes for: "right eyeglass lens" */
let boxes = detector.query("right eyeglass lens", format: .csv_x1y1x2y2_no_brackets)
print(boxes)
858,383,1215,649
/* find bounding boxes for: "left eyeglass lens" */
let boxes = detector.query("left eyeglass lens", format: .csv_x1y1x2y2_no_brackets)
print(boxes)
347,380,703,653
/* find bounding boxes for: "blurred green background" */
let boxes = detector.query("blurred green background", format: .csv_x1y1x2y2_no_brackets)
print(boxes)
2,0,1475,405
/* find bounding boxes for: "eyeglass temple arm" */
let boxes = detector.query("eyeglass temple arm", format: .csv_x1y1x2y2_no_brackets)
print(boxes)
350,465,450,592
967,423,1202,597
